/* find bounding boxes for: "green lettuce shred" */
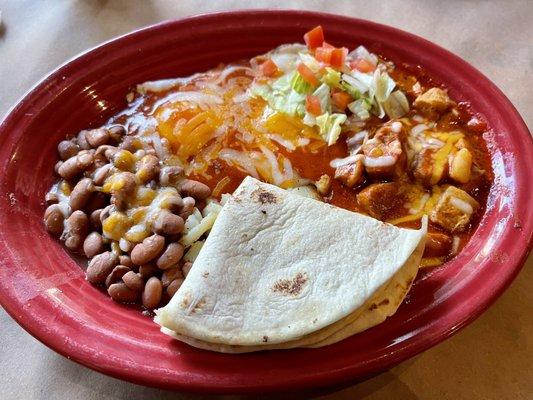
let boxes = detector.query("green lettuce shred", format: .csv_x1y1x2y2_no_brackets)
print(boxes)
316,113,347,145
251,71,306,116
290,72,311,94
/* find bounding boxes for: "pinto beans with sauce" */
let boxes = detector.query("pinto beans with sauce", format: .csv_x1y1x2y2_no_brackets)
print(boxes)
43,125,211,310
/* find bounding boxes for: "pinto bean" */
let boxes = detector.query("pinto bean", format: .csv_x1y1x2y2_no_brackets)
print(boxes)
83,231,105,258
142,277,162,309
159,166,183,186
95,145,118,161
44,204,65,236
110,195,127,211
179,179,211,199
107,125,126,142
99,205,114,225
178,197,195,221
119,255,134,268
85,192,108,214
57,140,79,160
76,130,91,150
152,211,184,235
90,209,103,230
156,242,184,270
136,154,160,184
122,271,144,292
45,192,59,204
85,128,110,148
138,264,158,279
54,161,63,175
92,152,107,169
181,261,193,277
130,234,165,265
63,210,88,251
160,193,183,213
119,136,139,153
105,265,130,287
93,164,112,186
108,282,139,303
167,278,184,298
69,178,94,211
58,152,94,180
161,267,184,287
86,251,118,284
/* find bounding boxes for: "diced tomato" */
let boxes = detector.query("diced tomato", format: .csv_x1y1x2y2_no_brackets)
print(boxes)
332,91,352,110
303,26,324,50
306,95,322,115
350,58,376,73
297,63,319,86
330,47,348,69
260,59,279,77
321,41,335,49
315,46,334,64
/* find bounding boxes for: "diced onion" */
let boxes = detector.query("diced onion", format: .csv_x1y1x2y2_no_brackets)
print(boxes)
391,121,402,133
363,155,396,168
181,208,220,247
211,66,253,86
450,197,474,215
451,236,461,255
151,91,223,111
411,124,428,136
282,157,294,181
232,91,251,103
260,145,284,185
183,240,205,263
136,76,199,93
346,130,367,147
330,154,364,168
268,134,296,150
212,176,231,197
219,149,259,178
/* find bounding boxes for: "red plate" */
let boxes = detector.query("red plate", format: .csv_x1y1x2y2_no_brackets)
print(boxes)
0,10,531,394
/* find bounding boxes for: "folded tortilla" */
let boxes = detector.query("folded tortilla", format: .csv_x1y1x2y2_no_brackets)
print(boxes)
155,176,426,352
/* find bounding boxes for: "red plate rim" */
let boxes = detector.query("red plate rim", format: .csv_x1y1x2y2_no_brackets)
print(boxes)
0,10,531,394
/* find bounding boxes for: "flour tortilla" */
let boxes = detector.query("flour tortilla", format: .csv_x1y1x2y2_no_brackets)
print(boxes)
155,177,426,351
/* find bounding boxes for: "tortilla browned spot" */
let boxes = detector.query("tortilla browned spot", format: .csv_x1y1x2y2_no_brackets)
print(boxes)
252,188,278,204
272,272,308,296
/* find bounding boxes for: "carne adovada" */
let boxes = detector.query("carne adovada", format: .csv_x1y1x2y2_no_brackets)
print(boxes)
43,26,492,349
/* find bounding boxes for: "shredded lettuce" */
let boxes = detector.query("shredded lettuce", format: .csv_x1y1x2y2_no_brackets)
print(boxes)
253,45,410,143
382,90,410,118
342,71,373,94
316,113,347,145
348,98,372,121
298,52,322,74
290,72,311,94
373,70,396,102
322,67,341,88
348,45,378,66
370,70,397,118
302,112,316,127
252,71,306,116
312,83,331,114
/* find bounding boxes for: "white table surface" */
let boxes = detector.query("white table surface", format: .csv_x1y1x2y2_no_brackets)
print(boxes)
0,1,531,399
